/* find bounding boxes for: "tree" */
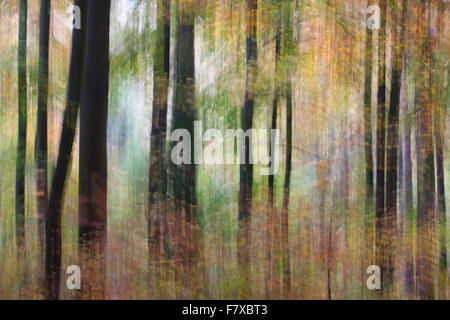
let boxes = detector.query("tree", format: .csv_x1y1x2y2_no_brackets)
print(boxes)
400,53,414,297
35,0,50,290
374,0,387,295
46,0,87,300
169,0,197,294
281,81,292,299
396,0,415,298
16,0,27,253
363,1,374,273
414,0,435,300
148,0,170,293
384,0,408,295
78,0,111,299
265,2,280,300
431,0,446,300
238,0,257,299
280,0,294,299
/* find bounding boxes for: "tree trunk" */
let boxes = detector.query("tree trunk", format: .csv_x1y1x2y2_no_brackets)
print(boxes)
36,0,50,291
148,0,170,296
46,0,87,300
431,0,446,300
78,0,110,300
374,0,387,296
169,0,197,296
363,9,374,276
265,8,280,299
400,53,415,297
280,1,294,299
238,0,257,299
384,0,408,296
414,0,435,300
16,0,27,254
15,0,28,298
281,80,292,299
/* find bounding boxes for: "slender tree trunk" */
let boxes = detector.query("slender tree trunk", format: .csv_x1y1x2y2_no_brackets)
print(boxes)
384,0,408,296
280,1,294,299
363,8,374,278
265,9,280,300
281,79,292,299
238,0,257,299
46,0,87,300
375,0,387,296
169,0,197,296
414,0,435,300
148,0,170,296
78,0,110,300
432,0,446,299
385,10,400,297
16,0,27,255
36,0,50,291
267,7,280,212
400,53,415,297
15,0,28,298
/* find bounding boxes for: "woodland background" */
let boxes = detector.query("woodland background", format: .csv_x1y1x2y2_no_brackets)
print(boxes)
0,0,448,300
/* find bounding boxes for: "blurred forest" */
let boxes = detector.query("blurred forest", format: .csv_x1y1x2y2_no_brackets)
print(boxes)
0,0,448,300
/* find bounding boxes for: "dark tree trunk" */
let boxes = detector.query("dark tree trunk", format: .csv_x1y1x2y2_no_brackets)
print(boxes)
36,0,50,291
78,0,110,300
238,0,257,299
267,8,280,211
374,0,387,296
15,0,28,298
281,80,292,299
363,12,374,273
45,0,87,300
169,1,197,295
265,9,280,300
281,2,294,299
384,0,408,295
16,0,27,253
148,0,170,295
414,0,435,300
